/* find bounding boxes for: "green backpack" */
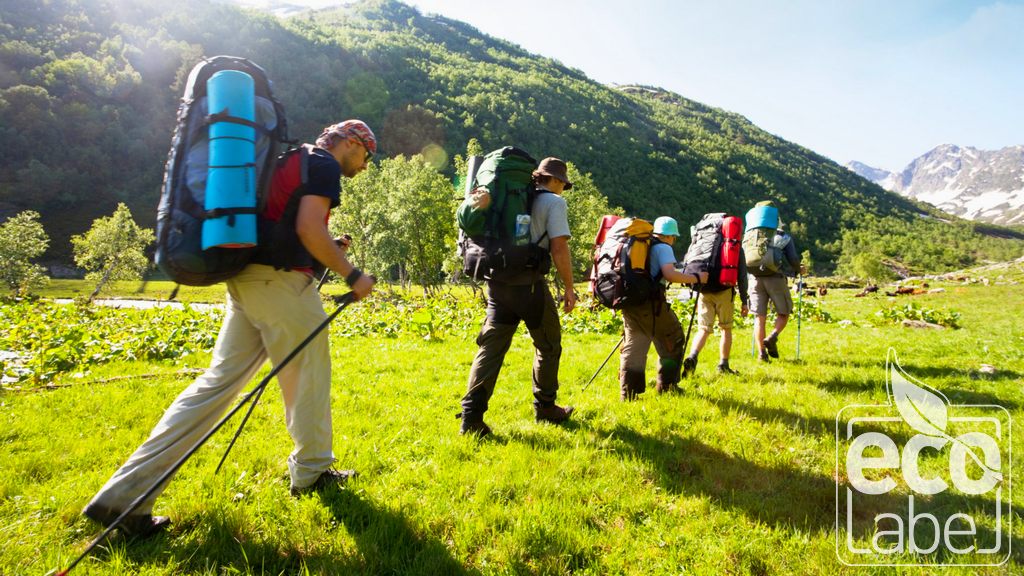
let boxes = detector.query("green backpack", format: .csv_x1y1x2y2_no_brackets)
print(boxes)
743,228,790,276
457,146,551,283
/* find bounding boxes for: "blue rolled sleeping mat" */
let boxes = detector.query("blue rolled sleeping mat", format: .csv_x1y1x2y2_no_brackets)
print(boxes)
203,70,257,249
744,205,779,231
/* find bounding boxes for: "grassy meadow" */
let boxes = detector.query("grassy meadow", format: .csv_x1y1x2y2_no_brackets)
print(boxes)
1,269,1023,575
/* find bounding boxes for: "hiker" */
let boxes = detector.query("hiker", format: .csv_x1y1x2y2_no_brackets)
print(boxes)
744,201,804,362
682,253,749,376
619,216,707,400
83,120,378,537
459,157,577,437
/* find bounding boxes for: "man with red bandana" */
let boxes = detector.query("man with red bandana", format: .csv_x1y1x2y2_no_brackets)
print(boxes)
83,120,378,537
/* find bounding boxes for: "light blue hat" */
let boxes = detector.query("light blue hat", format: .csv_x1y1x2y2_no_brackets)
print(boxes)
653,216,680,237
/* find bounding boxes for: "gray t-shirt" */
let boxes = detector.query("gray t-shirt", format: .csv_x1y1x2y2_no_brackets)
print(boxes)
529,190,571,250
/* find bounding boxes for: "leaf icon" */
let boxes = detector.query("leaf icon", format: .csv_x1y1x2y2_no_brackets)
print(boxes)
884,349,1003,483
887,349,950,437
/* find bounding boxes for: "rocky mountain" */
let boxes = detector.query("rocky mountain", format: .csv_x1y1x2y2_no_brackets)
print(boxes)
847,145,1024,226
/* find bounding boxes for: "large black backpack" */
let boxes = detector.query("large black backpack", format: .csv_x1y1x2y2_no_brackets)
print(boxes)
682,213,742,292
456,146,551,284
155,56,290,286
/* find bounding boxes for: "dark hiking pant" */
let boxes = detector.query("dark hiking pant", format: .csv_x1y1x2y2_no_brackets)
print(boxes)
461,280,562,421
619,298,684,392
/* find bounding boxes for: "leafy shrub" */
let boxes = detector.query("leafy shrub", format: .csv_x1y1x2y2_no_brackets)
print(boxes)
875,302,961,329
0,299,220,385
793,297,834,323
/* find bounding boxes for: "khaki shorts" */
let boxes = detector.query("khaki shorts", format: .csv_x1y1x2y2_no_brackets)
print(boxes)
749,274,793,316
697,288,735,330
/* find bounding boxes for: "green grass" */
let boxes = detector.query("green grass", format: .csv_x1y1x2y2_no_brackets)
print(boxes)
1,277,1022,574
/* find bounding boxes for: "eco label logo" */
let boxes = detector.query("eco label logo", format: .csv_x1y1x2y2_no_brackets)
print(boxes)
836,350,1011,566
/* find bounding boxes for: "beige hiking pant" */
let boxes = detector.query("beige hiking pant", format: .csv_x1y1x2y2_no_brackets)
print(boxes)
88,265,334,514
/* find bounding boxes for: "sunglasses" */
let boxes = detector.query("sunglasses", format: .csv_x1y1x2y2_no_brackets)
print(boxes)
351,134,374,162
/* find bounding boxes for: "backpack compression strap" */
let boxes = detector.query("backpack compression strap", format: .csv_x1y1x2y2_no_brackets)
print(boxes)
204,110,275,136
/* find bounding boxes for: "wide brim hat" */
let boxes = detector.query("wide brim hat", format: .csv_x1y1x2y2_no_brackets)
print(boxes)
533,157,573,190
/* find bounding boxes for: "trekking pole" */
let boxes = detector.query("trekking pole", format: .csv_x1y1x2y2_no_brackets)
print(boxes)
58,292,356,576
682,288,700,352
213,274,354,475
215,236,350,475
796,274,803,361
581,335,624,392
751,325,756,358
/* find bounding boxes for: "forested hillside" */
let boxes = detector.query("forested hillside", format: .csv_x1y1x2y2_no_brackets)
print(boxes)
1,0,1021,272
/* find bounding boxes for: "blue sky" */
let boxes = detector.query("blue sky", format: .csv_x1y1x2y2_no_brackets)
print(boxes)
277,0,1023,171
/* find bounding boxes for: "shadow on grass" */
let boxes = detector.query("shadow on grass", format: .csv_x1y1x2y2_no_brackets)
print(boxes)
82,490,477,575
317,488,479,576
704,396,918,448
601,424,1022,563
819,357,1022,384
808,366,1020,410
86,513,348,574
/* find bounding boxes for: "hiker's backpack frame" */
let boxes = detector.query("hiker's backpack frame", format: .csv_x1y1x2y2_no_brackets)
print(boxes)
683,213,742,291
458,146,551,283
156,55,290,286
591,217,659,309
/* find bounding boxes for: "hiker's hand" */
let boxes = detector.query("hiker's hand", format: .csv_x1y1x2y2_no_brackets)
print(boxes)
351,273,375,301
469,187,491,210
562,288,577,313
741,304,749,316
696,271,709,284
799,264,807,275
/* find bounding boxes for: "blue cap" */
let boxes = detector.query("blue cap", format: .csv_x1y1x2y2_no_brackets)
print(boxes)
653,216,680,236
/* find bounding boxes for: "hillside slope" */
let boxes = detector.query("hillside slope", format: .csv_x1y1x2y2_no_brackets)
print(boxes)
0,0,1021,272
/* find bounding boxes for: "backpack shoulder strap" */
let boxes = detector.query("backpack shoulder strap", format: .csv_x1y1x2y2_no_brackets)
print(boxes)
527,186,552,246
648,237,665,281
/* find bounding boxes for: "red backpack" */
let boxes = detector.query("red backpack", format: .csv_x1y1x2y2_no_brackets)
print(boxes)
682,213,742,290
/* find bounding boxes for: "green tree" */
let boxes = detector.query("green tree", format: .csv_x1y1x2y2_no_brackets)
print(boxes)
801,249,814,276
847,252,897,284
332,155,457,293
561,163,623,280
0,210,50,295
71,203,155,301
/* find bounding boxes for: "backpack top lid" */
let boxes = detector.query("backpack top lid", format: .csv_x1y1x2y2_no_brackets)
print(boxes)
457,146,537,238
593,214,622,246
607,217,653,240
745,204,779,231
474,146,536,193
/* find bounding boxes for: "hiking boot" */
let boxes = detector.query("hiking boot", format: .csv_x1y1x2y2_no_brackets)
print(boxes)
758,349,771,363
83,502,171,538
620,370,646,401
460,419,492,438
763,336,780,358
290,468,358,497
534,402,574,424
681,356,697,378
656,380,682,394
717,361,739,375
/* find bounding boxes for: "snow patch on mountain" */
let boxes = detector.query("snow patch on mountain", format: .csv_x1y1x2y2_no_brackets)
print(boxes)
846,145,1024,226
